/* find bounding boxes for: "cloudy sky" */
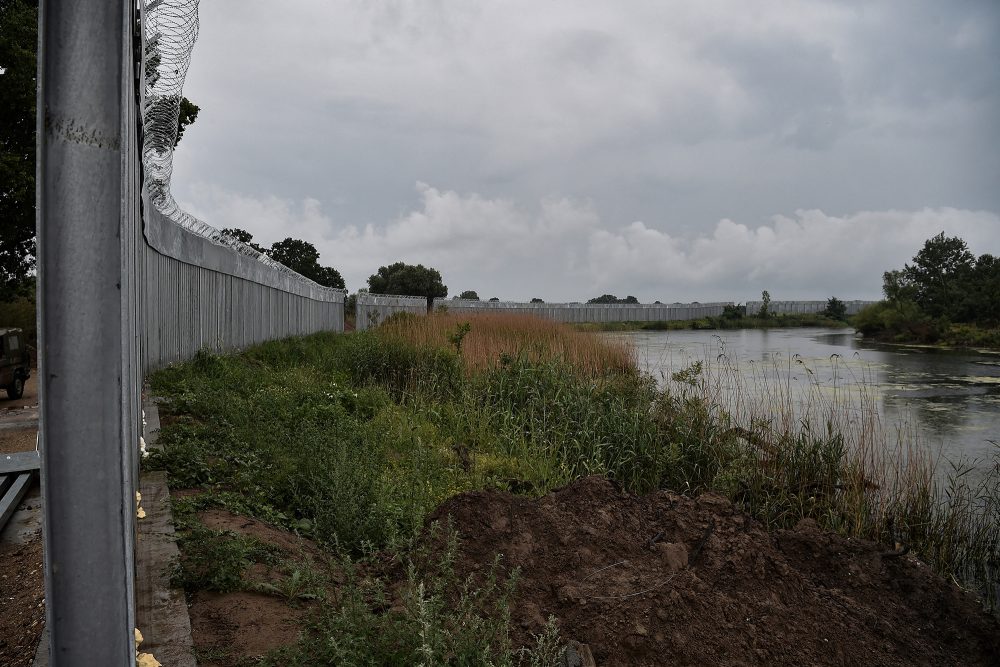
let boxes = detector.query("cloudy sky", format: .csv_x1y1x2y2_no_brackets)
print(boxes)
172,0,1000,302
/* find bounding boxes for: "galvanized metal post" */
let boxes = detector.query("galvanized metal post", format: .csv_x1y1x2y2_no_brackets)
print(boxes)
37,0,137,663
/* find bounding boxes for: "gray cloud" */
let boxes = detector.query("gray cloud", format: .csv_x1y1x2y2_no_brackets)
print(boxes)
171,0,1000,298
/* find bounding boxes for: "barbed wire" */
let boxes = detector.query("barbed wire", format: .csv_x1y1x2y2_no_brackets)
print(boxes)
139,0,340,291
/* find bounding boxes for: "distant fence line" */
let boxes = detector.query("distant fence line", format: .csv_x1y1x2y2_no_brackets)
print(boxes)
353,297,881,331
744,300,876,316
441,299,733,322
355,293,427,331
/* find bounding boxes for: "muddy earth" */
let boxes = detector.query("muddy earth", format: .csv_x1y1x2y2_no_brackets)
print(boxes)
422,477,999,666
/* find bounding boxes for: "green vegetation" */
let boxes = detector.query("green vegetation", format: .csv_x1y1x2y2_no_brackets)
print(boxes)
0,0,38,300
856,233,1000,348
587,294,639,304
149,316,999,657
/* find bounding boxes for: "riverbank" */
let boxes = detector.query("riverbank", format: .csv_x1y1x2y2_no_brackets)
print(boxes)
854,301,1000,351
573,312,848,332
861,323,1000,351
146,315,999,663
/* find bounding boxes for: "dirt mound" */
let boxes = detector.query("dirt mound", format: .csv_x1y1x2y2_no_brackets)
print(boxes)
426,476,999,667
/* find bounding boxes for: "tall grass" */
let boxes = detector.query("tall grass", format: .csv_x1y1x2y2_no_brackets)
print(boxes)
655,347,999,609
378,312,634,376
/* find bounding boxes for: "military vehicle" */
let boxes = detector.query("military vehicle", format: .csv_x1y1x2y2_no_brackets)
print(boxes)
0,328,31,400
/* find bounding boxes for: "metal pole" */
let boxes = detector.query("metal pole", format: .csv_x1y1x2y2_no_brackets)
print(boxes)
37,0,136,663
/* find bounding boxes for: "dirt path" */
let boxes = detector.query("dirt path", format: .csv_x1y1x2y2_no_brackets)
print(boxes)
0,371,38,455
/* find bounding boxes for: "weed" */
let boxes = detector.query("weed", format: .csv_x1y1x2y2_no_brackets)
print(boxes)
171,526,281,593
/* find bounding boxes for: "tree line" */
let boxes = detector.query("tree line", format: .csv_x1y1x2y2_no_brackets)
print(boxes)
856,233,1000,343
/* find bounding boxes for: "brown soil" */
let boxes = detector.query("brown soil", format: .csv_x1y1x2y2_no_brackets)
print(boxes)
0,428,36,455
423,476,1000,667
0,537,45,667
177,480,999,666
0,371,37,454
187,508,326,664
189,591,306,666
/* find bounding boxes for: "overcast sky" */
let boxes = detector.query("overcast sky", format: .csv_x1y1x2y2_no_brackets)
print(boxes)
172,0,1000,302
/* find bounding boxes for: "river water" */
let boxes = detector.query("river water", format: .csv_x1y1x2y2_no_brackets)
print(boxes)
609,328,1000,476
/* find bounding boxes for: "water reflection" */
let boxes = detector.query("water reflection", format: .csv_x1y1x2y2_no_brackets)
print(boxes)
611,327,1000,474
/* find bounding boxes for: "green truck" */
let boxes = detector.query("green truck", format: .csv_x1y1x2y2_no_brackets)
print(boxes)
0,328,30,400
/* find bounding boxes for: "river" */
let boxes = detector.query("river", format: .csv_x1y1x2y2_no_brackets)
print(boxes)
609,327,1000,479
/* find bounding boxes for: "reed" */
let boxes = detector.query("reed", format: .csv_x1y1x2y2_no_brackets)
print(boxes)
376,312,635,376
655,348,999,609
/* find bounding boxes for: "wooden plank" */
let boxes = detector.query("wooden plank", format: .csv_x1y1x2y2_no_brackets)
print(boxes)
0,450,40,474
0,472,33,530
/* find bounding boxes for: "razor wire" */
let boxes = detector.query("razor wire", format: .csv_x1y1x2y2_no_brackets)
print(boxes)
139,0,339,291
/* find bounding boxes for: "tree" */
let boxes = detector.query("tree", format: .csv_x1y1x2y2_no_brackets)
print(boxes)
902,232,976,320
0,0,37,300
588,294,639,304
823,297,847,321
588,294,619,304
457,290,479,300
758,290,772,318
175,97,200,146
587,294,639,304
367,262,447,310
964,254,1000,324
221,228,265,254
489,297,500,302
882,269,915,305
269,237,345,289
530,298,544,303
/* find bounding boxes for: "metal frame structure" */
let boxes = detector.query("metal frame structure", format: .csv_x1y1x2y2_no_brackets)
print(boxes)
37,0,139,663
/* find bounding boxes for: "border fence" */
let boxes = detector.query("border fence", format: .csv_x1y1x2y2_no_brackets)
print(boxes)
355,293,428,331
744,300,875,316
442,299,733,322
141,207,345,370
37,1,345,663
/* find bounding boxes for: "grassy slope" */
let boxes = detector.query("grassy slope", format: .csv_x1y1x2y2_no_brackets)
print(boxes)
148,317,999,661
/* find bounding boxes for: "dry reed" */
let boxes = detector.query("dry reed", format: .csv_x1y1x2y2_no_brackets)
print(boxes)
377,312,635,376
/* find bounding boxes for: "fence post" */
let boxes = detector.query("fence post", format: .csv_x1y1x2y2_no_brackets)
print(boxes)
37,0,137,663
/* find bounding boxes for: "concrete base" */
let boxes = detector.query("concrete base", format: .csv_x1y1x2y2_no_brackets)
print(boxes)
134,397,196,666
135,470,197,667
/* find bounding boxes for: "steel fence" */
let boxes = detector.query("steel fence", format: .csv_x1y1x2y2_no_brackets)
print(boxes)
743,300,876,316
442,299,733,322
355,293,428,331
141,208,345,371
